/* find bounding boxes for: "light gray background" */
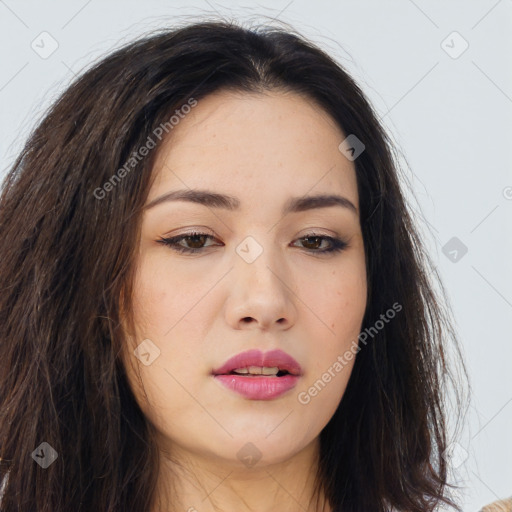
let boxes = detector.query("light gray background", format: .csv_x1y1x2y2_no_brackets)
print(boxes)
0,1,511,510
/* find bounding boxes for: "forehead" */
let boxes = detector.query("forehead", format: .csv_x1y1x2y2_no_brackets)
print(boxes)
148,89,359,211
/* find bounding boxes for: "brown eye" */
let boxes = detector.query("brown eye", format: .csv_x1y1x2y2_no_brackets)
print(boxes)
293,234,348,254
301,236,324,250
181,234,209,249
157,232,221,254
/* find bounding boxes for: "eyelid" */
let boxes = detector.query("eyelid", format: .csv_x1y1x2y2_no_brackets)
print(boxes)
295,227,338,238
163,226,217,238
160,227,336,245
157,229,349,256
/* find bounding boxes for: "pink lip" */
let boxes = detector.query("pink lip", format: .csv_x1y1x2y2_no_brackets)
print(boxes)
212,349,302,400
212,349,302,376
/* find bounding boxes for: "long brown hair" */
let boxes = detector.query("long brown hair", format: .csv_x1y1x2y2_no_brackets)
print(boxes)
0,19,469,511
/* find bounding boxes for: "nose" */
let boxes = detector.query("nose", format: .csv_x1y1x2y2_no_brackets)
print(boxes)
225,242,298,332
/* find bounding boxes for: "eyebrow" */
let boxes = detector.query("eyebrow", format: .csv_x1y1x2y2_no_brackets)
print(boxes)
144,189,358,216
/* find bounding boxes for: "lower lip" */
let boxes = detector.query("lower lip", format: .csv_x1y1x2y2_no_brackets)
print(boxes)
214,374,299,400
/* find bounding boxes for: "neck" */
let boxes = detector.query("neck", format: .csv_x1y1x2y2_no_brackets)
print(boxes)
151,436,331,512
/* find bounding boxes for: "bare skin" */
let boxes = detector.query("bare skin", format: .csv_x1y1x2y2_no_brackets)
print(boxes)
121,89,367,512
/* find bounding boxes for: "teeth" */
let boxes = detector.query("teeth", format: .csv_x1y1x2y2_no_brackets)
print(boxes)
233,366,280,376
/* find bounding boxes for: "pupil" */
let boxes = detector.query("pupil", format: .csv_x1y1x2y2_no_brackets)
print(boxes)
187,234,206,248
304,236,321,249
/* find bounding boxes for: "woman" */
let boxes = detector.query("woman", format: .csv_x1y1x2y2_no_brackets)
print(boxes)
0,19,469,511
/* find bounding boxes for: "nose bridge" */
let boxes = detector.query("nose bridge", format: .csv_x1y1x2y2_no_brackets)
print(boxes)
234,233,285,290
227,232,297,329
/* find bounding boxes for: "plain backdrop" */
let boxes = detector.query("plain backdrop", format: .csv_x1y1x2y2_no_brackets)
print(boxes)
0,1,511,510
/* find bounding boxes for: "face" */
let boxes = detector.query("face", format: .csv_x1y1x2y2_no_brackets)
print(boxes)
121,89,367,469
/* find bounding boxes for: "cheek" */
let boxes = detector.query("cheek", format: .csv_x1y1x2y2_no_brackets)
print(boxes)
123,259,211,412
299,262,367,337
121,313,206,434
294,264,366,413
131,256,214,337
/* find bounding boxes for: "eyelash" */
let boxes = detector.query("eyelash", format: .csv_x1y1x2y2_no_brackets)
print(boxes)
157,231,348,255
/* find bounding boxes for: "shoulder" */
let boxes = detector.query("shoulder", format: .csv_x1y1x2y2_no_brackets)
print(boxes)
479,497,512,512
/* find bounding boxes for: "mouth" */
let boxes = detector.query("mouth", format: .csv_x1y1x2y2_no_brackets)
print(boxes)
224,367,293,377
212,349,302,400
212,348,302,377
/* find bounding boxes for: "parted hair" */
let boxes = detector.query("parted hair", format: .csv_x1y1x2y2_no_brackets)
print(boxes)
0,18,468,512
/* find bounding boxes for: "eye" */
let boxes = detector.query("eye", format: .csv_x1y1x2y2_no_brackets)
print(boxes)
157,231,349,255
157,231,221,254
292,233,348,254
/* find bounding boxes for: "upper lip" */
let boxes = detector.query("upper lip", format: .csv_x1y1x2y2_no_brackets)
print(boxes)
212,349,302,376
